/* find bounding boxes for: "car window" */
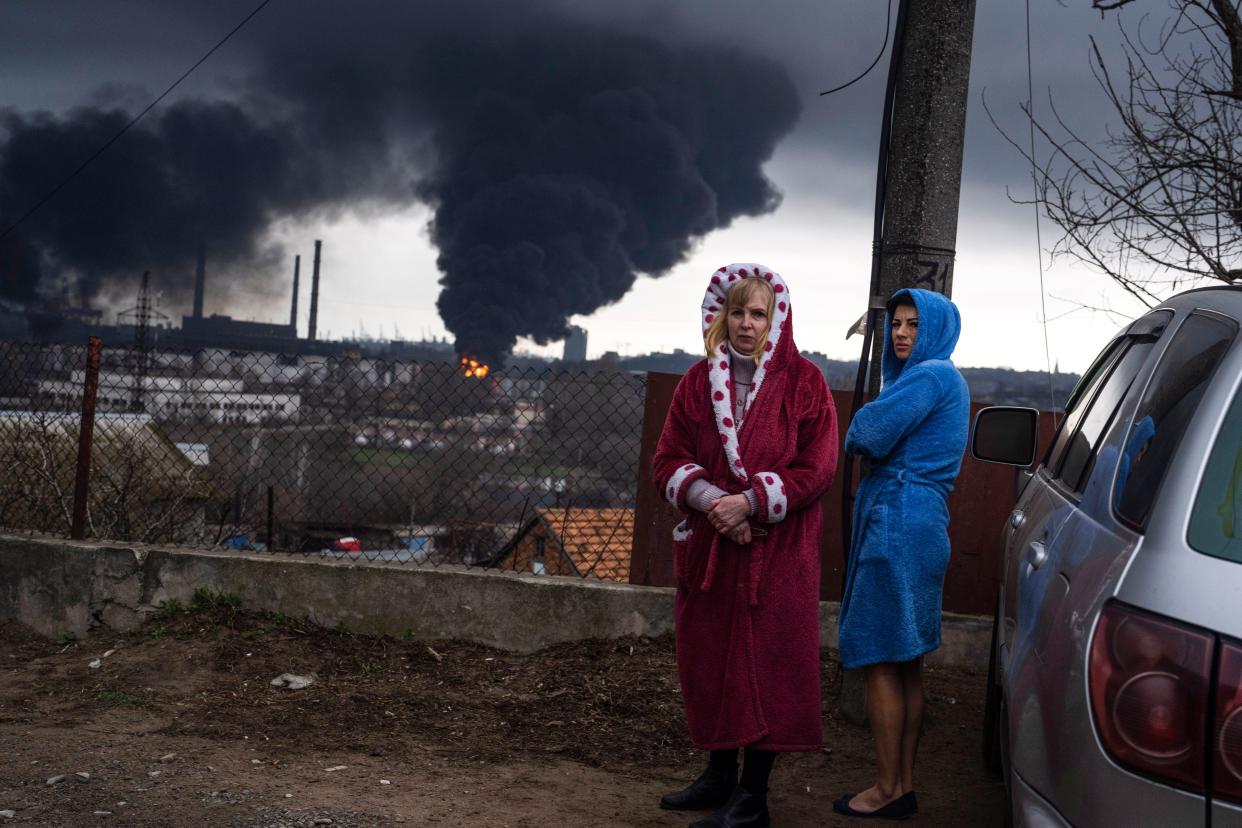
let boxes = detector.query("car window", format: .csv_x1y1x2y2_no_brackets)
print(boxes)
1044,311,1172,474
1055,338,1156,493
1064,339,1125,418
1115,312,1238,531
1044,339,1124,472
1188,374,1242,564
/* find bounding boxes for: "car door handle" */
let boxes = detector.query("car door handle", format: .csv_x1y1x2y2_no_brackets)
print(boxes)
1027,541,1047,571
1010,510,1026,529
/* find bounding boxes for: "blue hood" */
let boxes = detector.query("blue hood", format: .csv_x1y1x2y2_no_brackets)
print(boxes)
881,288,962,385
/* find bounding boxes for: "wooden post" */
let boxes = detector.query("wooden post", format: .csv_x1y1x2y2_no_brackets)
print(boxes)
70,336,103,540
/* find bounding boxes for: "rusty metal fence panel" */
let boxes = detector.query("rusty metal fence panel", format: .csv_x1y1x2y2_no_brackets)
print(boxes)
0,339,645,582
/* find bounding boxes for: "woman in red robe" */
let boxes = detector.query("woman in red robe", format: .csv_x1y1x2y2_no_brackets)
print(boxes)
653,263,839,827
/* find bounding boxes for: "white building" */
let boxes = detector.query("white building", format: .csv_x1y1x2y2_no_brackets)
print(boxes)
38,371,301,424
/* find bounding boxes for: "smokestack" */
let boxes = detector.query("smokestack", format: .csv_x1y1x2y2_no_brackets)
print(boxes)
192,242,206,319
290,254,300,333
308,239,321,342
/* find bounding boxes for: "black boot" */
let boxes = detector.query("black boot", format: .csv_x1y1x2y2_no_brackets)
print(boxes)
660,765,737,811
688,787,770,828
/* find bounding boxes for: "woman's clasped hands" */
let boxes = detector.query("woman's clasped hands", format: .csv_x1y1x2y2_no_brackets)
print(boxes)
707,493,754,545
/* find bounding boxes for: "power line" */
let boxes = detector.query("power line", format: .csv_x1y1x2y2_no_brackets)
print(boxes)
820,0,894,97
0,0,275,243
1024,0,1060,422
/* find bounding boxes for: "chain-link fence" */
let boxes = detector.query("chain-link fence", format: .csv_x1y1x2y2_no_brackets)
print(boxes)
0,338,645,581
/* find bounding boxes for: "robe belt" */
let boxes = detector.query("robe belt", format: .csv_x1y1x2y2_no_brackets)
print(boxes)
868,466,951,496
698,531,766,607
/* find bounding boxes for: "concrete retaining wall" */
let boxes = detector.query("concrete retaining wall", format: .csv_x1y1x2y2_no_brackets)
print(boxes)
0,535,990,670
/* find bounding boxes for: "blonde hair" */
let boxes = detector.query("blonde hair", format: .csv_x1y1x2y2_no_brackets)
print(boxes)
704,278,776,365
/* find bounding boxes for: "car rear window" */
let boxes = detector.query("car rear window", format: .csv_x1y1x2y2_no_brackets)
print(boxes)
1189,373,1242,564
1116,312,1238,531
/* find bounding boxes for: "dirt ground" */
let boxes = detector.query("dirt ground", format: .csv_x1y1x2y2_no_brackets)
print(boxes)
0,596,1004,826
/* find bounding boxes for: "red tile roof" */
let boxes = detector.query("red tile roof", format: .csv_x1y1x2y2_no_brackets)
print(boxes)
537,507,634,582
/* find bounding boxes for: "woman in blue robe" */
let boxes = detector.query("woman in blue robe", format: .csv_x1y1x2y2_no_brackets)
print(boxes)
833,288,970,820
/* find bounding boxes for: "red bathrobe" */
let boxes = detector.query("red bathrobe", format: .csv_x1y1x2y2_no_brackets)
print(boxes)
653,263,838,751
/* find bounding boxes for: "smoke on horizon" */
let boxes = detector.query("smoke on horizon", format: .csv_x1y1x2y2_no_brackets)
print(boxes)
0,1,800,363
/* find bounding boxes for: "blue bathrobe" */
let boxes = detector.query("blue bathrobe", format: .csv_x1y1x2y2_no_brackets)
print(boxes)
838,288,970,668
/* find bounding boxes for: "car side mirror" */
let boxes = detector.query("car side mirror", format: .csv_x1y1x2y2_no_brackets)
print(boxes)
971,406,1039,467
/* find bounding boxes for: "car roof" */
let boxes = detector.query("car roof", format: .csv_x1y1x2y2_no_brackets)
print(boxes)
1156,285,1242,318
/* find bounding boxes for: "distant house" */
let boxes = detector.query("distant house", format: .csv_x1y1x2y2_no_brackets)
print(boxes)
0,410,212,542
495,507,634,582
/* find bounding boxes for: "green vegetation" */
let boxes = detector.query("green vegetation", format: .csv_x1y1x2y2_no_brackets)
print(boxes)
350,447,427,467
96,689,142,707
190,588,241,611
155,597,183,619
152,590,242,628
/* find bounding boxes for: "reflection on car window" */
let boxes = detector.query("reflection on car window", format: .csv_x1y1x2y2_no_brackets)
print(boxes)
1116,312,1238,531
1045,340,1124,472
1056,339,1155,493
1065,340,1124,417
1189,378,1242,564
1044,311,1172,475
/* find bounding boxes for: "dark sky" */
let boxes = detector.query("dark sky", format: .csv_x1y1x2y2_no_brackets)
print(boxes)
0,0,1145,369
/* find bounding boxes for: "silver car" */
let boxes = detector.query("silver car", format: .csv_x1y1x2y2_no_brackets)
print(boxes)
972,286,1242,827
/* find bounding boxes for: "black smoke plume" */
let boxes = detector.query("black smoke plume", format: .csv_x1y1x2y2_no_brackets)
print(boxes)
0,1,800,363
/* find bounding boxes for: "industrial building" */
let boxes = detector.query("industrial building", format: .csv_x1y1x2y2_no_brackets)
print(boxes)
7,239,458,363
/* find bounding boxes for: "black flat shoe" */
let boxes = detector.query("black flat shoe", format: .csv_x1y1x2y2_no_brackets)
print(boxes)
832,790,917,820
689,787,770,828
660,766,736,811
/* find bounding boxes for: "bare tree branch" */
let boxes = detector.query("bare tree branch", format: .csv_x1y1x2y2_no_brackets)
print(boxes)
995,1,1242,298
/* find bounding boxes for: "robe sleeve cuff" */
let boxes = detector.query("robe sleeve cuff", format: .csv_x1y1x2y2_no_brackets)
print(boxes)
751,472,788,523
687,479,729,513
664,463,709,511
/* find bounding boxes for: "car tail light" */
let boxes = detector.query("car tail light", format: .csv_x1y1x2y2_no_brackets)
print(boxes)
1089,602,1213,791
1213,642,1242,804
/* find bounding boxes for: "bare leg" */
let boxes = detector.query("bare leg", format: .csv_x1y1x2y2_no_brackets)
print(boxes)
898,657,924,794
848,662,905,812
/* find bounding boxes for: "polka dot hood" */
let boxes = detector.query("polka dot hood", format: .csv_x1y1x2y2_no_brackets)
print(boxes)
701,262,795,484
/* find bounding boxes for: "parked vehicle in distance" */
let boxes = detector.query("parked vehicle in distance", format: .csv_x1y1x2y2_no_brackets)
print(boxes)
331,536,362,553
972,286,1242,826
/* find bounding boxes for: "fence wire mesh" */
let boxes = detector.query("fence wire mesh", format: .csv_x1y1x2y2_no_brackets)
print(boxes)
0,340,646,581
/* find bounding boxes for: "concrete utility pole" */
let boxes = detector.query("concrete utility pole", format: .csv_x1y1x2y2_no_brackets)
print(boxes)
844,0,977,723
866,0,975,395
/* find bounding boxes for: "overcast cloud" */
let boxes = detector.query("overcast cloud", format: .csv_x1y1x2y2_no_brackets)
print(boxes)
0,1,1177,371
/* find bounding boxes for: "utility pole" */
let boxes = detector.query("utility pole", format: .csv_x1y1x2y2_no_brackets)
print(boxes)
864,0,975,393
843,0,977,723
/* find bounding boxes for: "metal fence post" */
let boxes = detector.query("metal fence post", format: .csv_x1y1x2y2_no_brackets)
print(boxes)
266,484,275,550
70,336,103,540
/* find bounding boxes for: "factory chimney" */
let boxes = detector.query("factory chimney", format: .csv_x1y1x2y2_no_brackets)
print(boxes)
290,254,300,334
192,242,206,319
308,240,322,342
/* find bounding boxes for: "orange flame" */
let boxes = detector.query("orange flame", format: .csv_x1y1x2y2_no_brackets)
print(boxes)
459,356,490,379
